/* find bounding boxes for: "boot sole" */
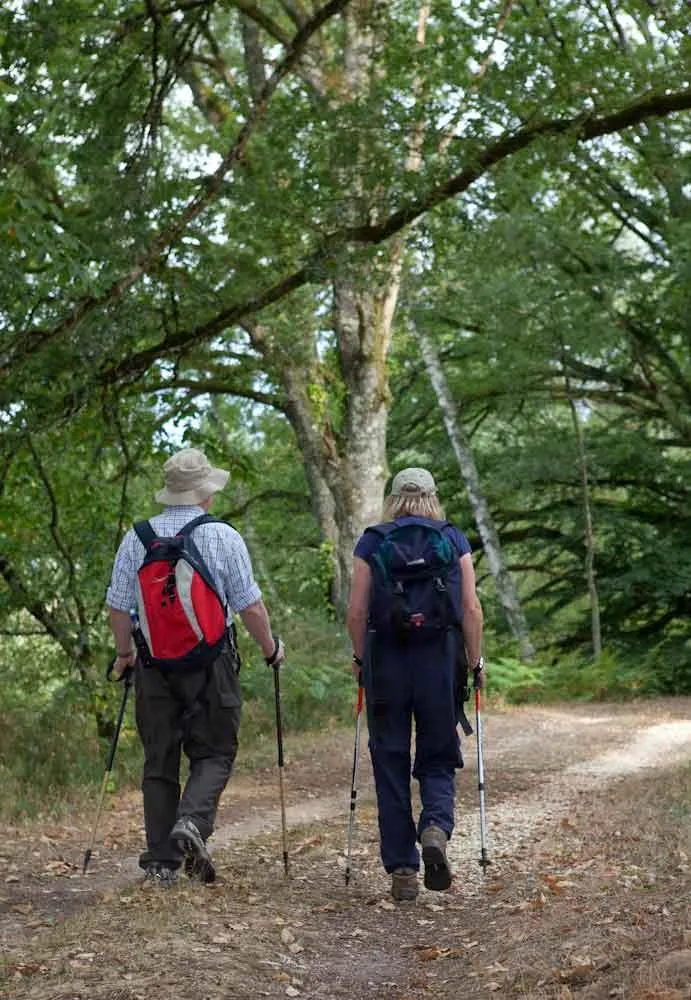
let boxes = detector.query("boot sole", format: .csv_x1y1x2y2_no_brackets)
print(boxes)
183,850,216,884
172,829,216,884
422,842,452,891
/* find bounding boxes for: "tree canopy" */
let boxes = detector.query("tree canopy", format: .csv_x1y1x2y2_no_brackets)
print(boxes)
2,0,690,723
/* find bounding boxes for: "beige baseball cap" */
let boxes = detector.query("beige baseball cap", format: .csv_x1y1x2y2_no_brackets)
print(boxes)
390,467,437,495
154,448,229,505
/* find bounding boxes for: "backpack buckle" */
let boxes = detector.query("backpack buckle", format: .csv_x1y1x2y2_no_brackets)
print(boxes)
410,612,425,628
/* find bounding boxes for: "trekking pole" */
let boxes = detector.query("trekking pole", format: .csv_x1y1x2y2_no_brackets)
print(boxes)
345,677,365,886
82,661,133,875
272,663,289,876
474,665,491,875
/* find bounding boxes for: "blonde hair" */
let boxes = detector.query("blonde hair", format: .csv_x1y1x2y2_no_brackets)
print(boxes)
382,491,445,522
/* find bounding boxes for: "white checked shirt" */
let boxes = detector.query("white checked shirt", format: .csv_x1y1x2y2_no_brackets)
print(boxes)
106,506,262,616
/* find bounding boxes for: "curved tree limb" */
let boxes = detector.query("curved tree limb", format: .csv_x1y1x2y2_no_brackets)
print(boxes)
14,0,351,364
92,86,691,388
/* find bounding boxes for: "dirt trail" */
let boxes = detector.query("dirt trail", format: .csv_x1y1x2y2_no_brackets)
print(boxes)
1,698,690,1000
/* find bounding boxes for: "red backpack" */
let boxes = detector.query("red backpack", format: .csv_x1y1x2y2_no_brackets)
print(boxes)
133,514,227,670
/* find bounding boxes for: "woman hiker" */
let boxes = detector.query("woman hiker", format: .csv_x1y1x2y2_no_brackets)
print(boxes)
346,467,484,901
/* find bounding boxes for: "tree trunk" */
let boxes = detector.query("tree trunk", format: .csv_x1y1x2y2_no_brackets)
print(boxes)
567,396,602,661
278,262,399,616
180,1,407,615
209,400,279,604
415,321,536,662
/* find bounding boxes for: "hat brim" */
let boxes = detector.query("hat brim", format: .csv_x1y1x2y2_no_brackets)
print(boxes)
154,467,229,505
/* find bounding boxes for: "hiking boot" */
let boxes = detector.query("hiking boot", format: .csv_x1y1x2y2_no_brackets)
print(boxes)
170,816,216,884
142,863,178,889
391,867,419,902
421,825,452,891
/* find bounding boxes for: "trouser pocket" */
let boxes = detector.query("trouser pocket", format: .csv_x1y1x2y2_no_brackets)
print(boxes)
203,645,242,756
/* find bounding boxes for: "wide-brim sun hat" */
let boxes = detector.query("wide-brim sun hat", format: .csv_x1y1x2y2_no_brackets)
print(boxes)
390,467,437,495
155,448,230,505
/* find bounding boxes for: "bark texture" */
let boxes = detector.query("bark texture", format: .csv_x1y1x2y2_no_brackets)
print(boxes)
416,322,536,662
568,396,602,661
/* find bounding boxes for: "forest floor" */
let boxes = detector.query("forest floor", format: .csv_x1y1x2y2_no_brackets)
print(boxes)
1,697,690,1000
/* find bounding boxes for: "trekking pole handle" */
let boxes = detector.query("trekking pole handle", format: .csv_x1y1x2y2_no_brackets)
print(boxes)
265,634,282,666
106,658,134,683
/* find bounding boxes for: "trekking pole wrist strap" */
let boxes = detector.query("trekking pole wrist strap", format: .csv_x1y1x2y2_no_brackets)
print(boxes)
265,635,281,666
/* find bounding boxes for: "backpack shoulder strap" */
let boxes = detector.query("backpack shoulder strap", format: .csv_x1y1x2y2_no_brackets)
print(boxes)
362,523,397,564
177,514,237,536
175,515,229,606
133,520,157,549
177,513,217,536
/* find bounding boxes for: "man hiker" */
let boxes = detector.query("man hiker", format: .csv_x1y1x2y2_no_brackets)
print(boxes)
346,468,484,901
106,447,285,887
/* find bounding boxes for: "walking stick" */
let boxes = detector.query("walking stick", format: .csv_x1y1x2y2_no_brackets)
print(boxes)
83,663,133,875
345,678,365,886
474,666,491,874
272,664,289,876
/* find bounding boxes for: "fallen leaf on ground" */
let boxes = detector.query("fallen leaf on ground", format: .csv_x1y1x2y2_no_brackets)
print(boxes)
414,946,453,962
292,837,321,855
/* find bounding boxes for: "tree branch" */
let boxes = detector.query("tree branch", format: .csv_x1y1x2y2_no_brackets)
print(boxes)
141,376,282,409
25,435,88,636
17,84,691,406
347,88,691,245
14,0,351,364
0,555,73,651
224,488,310,519
229,0,292,46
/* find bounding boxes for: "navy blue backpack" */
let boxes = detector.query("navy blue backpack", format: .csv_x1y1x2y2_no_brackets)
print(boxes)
364,517,473,734
365,518,462,639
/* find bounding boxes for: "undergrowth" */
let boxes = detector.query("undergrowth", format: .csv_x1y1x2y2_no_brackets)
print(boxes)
1,616,685,822
0,613,354,822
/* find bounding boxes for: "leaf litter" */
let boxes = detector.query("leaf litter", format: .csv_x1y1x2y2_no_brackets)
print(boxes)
1,699,690,999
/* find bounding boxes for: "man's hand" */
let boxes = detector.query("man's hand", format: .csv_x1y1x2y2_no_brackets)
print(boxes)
112,651,136,679
265,636,285,668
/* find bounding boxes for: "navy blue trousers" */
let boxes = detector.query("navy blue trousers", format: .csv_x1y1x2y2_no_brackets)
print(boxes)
364,634,462,874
